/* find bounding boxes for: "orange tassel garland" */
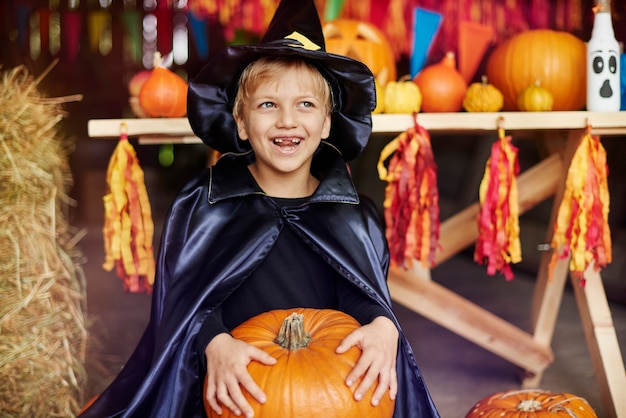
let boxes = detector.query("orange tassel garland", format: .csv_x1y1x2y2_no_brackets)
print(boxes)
548,124,612,287
474,123,522,280
377,113,440,269
102,126,155,293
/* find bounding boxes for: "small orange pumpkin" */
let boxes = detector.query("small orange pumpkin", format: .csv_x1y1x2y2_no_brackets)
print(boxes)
323,19,397,85
465,389,598,418
486,29,586,111
413,52,467,113
204,308,395,418
138,52,188,118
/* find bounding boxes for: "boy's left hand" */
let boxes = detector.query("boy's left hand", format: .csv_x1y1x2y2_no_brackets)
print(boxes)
335,316,399,406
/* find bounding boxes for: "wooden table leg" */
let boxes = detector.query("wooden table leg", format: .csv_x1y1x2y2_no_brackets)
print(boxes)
524,130,582,387
571,266,626,418
524,129,626,416
389,266,554,375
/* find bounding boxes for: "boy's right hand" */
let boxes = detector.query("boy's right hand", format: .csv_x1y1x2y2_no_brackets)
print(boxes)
204,333,277,418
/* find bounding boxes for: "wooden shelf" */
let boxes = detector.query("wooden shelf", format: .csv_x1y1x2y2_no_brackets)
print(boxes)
88,111,626,143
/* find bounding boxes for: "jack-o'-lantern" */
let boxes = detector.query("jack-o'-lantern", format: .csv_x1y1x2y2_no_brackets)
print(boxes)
323,19,397,85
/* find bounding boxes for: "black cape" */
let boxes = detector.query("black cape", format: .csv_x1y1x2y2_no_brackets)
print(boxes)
80,144,440,417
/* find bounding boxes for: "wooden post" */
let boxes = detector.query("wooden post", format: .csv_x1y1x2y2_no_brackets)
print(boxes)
572,266,626,418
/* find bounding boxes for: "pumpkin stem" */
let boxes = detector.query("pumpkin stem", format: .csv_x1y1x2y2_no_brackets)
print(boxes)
152,51,162,69
481,75,488,85
442,51,457,68
516,399,543,412
274,313,312,350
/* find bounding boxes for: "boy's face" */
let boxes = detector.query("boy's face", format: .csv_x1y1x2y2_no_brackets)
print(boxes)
235,65,331,184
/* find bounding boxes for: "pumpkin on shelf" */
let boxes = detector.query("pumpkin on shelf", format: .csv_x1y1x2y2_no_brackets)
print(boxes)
138,52,188,118
463,75,504,112
486,29,586,111
128,70,152,118
204,308,395,418
517,79,554,111
373,80,385,114
465,388,598,417
413,52,467,113
383,77,422,114
323,19,397,86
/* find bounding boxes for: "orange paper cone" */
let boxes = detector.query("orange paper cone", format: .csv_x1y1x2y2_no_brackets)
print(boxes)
458,21,494,83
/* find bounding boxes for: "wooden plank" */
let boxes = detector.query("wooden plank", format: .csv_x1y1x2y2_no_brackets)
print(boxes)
529,130,582,332
88,118,193,138
571,267,626,418
523,130,583,387
520,252,570,388
87,111,626,140
372,112,626,134
435,153,562,266
389,267,554,375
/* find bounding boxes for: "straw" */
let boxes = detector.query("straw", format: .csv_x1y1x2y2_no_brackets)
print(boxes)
0,64,87,417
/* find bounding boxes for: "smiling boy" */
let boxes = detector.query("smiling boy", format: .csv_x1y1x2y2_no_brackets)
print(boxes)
78,0,439,417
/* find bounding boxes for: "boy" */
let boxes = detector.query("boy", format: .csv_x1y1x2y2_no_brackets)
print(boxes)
79,0,440,417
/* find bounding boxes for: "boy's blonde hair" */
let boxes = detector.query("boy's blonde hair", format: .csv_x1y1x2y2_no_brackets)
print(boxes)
233,56,333,120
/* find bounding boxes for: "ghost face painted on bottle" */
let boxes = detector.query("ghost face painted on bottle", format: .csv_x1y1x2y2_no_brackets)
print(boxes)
234,60,332,197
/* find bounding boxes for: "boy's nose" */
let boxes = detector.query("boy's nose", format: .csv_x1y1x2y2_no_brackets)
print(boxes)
276,108,297,128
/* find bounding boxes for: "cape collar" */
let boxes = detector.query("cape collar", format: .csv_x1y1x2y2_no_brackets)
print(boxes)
208,142,360,205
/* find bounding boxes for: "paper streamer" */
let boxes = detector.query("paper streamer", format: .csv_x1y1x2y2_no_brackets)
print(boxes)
154,4,173,56
121,10,142,64
62,10,82,63
410,7,442,79
88,10,111,54
324,0,346,21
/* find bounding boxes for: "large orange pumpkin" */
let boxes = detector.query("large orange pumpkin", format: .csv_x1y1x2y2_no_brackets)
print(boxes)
323,19,396,85
204,308,395,418
413,52,467,113
465,389,598,417
486,30,586,111
138,52,188,117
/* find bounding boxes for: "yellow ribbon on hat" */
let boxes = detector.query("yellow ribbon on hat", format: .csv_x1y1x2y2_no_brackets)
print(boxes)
284,31,321,51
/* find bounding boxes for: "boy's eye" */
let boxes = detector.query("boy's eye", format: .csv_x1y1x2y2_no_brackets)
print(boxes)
299,101,314,108
259,102,275,109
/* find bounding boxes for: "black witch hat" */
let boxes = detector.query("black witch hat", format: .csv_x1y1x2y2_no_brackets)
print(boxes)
186,0,376,162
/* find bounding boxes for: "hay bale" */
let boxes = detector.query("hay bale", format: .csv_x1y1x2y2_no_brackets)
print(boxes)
0,65,87,417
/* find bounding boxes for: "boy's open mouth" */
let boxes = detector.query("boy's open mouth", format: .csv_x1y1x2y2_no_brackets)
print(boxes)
273,138,302,147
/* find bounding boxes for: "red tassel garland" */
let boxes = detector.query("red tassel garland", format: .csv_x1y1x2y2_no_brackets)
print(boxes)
378,114,440,269
474,123,521,280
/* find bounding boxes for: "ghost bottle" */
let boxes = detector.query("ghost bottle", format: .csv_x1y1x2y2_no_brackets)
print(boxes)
586,7,621,111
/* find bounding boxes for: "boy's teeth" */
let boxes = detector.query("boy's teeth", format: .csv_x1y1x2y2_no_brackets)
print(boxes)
274,138,301,145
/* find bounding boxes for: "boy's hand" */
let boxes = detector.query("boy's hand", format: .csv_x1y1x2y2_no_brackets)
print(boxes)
335,316,399,406
204,333,277,418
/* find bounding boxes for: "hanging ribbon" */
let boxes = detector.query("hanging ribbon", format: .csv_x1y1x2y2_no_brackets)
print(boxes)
62,10,82,63
474,119,521,280
102,124,155,294
38,7,51,56
88,9,112,55
377,113,440,269
154,1,173,56
324,0,346,21
121,9,143,65
548,123,612,287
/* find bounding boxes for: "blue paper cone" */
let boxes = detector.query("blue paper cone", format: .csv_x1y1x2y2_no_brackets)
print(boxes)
410,7,442,78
